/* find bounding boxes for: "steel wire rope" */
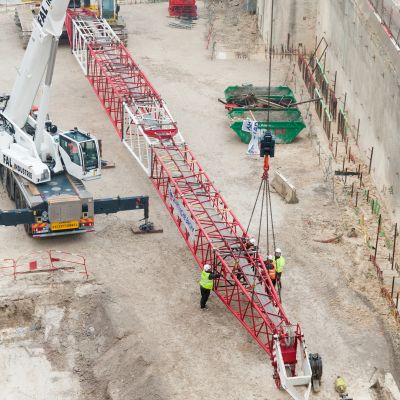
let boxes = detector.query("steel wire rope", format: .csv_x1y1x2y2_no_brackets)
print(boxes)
265,178,269,255
267,179,276,251
243,0,277,316
246,178,264,234
251,178,266,303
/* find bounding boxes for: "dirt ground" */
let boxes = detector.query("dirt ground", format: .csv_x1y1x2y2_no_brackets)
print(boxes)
0,1,399,399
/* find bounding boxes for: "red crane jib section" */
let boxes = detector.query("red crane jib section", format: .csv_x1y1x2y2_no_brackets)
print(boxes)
65,10,302,382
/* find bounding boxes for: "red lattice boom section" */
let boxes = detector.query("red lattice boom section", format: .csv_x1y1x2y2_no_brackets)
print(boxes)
150,142,301,376
88,43,177,140
65,11,307,387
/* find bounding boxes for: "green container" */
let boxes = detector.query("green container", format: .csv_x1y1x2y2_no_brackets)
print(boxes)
224,85,296,104
228,108,306,144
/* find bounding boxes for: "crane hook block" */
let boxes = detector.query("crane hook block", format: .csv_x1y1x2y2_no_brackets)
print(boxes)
260,131,275,158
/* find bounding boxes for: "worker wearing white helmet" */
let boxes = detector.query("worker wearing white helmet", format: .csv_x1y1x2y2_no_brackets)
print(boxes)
273,248,286,287
263,255,277,287
199,263,221,309
245,237,257,253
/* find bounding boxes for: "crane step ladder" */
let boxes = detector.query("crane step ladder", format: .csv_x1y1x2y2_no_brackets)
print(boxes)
65,10,313,400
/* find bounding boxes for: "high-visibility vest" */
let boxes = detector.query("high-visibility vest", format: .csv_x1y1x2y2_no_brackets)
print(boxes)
273,256,286,273
268,267,276,280
199,271,213,290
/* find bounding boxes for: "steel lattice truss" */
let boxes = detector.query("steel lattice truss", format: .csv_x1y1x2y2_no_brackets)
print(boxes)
65,10,312,399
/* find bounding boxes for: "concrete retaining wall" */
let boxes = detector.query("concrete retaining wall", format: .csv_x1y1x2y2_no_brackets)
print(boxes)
256,0,400,218
317,0,400,219
256,0,317,51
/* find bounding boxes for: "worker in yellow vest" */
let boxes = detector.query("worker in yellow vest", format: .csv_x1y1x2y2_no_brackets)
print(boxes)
199,264,221,309
273,248,286,287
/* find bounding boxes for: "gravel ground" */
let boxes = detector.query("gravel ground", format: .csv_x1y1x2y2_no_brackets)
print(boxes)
0,2,399,399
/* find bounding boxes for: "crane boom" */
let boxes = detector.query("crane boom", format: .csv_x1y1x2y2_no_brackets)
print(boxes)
4,0,70,128
0,0,103,185
65,11,315,399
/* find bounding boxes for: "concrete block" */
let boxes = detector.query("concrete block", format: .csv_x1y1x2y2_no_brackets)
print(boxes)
370,371,400,400
271,171,298,204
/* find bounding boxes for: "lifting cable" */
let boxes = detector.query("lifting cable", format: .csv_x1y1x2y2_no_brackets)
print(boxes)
245,0,279,300
246,0,276,255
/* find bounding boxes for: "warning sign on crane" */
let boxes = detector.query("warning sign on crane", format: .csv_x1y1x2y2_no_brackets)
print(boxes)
167,186,197,242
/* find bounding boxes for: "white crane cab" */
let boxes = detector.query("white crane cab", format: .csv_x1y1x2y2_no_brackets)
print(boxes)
58,129,101,181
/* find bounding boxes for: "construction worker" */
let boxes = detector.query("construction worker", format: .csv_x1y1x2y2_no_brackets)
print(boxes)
273,248,286,287
199,264,221,309
264,255,277,287
232,236,256,252
244,237,258,261
67,141,80,164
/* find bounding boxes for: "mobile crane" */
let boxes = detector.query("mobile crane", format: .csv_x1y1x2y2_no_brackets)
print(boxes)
15,0,127,48
0,0,150,237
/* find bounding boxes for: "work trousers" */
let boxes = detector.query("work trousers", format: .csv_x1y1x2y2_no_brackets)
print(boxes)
276,272,282,287
200,286,211,308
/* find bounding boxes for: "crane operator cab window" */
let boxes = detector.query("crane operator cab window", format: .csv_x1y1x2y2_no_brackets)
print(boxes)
59,130,100,180
59,135,82,166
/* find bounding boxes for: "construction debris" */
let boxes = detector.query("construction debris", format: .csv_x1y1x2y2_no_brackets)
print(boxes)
313,234,343,244
224,85,297,108
347,227,358,238
168,19,196,29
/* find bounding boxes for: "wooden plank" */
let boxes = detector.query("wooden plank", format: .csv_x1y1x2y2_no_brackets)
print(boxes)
28,183,40,196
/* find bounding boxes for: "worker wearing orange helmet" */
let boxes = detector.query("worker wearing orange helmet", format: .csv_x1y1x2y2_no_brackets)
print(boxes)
199,264,221,310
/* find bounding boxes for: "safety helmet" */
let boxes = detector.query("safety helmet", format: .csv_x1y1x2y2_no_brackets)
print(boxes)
267,255,273,261
249,238,256,245
275,248,282,254
204,264,211,272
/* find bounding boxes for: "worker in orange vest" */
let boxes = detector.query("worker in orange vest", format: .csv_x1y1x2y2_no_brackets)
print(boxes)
264,254,277,287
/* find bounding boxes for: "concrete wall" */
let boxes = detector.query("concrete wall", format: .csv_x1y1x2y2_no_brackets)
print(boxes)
317,0,400,217
256,0,400,218
256,0,317,51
